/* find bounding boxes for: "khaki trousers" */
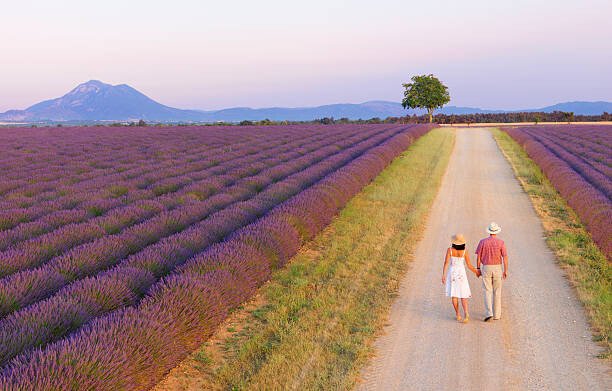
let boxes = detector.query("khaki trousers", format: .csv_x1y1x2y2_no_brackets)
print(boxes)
482,264,503,319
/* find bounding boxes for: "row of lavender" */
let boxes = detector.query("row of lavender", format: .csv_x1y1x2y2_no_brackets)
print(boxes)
502,125,611,258
0,124,404,367
0,124,432,389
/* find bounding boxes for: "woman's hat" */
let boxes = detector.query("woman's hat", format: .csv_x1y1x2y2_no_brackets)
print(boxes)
451,233,466,245
487,222,501,234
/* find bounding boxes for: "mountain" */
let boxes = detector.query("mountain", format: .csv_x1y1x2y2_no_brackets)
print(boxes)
201,101,500,122
531,101,612,115
200,102,407,122
0,80,205,122
1,81,610,123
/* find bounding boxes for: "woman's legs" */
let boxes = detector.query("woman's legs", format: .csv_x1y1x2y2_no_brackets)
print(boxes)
460,298,469,318
452,297,460,319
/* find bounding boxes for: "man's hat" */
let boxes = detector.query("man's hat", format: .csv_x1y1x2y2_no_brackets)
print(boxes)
487,222,501,234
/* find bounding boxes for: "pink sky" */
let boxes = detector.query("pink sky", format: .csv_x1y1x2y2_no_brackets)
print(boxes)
1,0,611,112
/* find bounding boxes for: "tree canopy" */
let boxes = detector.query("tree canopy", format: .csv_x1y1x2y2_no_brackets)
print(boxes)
402,74,450,123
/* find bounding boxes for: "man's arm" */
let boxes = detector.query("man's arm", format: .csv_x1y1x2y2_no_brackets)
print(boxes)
476,240,482,277
503,255,508,279
502,243,508,279
475,241,482,269
475,253,482,277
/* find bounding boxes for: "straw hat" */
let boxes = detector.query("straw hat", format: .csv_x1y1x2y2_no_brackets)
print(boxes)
451,233,466,245
487,222,501,234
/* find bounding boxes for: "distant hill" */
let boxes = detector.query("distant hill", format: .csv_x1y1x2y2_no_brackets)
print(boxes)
528,101,612,115
0,80,205,122
0,80,609,123
199,101,502,122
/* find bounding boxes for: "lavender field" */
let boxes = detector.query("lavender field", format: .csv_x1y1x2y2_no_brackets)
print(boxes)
0,124,432,389
503,125,612,258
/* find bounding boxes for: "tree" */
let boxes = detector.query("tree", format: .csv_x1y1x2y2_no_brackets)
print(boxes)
257,118,272,125
534,113,542,124
402,74,450,123
561,111,574,124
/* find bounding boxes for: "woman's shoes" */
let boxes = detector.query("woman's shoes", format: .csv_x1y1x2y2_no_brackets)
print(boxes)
455,314,470,323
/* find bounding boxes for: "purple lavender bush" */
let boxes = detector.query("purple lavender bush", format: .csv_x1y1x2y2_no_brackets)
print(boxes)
0,124,432,389
503,125,611,258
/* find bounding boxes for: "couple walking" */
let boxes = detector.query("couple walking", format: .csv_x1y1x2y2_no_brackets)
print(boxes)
441,222,508,323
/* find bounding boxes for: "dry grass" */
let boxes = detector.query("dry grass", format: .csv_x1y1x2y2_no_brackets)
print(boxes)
492,128,611,358
439,121,612,127
154,128,455,390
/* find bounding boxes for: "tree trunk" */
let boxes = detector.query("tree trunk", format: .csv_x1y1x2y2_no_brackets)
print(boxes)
428,108,434,123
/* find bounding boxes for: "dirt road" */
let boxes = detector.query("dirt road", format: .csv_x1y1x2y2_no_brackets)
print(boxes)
357,128,610,390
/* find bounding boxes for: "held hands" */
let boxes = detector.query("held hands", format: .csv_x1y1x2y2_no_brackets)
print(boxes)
475,269,481,278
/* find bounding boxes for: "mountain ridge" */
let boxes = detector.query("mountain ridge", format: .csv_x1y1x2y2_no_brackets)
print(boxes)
1,80,610,123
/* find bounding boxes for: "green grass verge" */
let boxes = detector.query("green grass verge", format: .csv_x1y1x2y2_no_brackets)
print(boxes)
492,128,611,358
155,128,455,390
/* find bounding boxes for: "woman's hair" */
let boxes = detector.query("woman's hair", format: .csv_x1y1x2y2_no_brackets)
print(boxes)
451,243,465,250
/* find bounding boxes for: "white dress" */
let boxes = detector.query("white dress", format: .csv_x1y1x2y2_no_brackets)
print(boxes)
445,249,472,298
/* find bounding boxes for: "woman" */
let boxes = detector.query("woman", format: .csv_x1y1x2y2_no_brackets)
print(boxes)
442,234,479,323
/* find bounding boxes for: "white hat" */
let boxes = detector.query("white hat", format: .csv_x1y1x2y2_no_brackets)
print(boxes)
487,222,501,234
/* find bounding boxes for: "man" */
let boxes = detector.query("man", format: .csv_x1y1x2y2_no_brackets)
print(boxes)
475,222,508,322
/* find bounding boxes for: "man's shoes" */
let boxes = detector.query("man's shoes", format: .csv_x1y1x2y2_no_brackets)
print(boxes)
493,317,501,320
484,316,493,322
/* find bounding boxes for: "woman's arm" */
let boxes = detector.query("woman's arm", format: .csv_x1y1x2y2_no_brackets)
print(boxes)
442,248,450,284
464,251,479,276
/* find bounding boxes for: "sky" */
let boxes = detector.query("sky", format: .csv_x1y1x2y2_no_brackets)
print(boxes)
1,0,611,112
